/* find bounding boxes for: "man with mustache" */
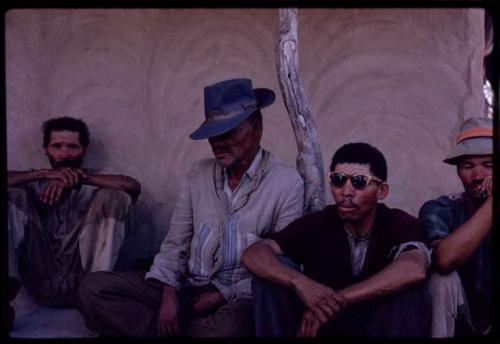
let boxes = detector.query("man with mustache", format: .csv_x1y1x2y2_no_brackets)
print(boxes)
419,117,493,337
242,142,432,337
7,116,141,309
77,78,304,337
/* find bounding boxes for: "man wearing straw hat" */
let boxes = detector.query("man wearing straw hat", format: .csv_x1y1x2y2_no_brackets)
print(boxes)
77,78,304,337
419,117,494,337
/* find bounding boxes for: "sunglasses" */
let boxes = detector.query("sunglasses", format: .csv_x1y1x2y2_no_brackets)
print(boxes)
327,171,383,190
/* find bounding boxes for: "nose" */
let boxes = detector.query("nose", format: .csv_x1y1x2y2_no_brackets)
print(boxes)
471,166,488,181
340,180,356,196
57,146,76,160
209,135,223,145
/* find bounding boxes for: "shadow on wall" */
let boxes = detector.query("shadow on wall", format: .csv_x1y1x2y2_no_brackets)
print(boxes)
86,137,159,271
115,191,158,271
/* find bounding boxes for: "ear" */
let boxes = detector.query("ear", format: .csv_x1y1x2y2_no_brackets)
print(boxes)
376,183,389,200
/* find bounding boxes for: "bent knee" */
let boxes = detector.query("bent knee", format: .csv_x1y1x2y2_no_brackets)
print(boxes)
90,188,131,218
79,271,113,298
428,270,463,299
8,187,29,207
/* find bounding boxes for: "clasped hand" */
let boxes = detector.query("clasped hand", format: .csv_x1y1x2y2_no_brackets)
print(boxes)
40,168,87,204
294,277,347,337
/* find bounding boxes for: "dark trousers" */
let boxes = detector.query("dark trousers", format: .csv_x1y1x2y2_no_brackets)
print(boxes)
77,270,253,337
252,256,432,337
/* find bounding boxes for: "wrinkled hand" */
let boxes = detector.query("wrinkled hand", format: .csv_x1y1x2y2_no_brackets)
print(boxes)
45,168,86,187
297,309,324,338
157,287,181,337
294,276,346,323
481,176,493,198
190,290,225,316
40,180,67,205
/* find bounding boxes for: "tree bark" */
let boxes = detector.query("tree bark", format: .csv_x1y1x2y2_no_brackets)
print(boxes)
276,8,326,213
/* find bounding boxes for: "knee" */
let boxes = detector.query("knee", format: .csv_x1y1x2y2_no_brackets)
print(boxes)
276,255,301,270
252,256,299,292
428,270,462,300
8,187,29,207
78,271,115,302
91,188,132,218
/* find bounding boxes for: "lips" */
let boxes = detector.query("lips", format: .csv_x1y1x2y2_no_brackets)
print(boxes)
338,200,358,211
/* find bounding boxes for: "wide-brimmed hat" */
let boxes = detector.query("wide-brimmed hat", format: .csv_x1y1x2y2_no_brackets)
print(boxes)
189,78,275,140
443,117,493,165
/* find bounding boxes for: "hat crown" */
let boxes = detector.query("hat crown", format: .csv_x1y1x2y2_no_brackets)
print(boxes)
443,116,493,164
459,117,493,133
190,78,275,140
204,78,257,117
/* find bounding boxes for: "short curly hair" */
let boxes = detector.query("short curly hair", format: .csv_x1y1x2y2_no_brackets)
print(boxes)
42,117,90,148
330,142,387,181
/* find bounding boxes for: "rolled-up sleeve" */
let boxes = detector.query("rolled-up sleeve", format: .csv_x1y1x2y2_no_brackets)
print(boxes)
389,241,432,268
418,199,453,242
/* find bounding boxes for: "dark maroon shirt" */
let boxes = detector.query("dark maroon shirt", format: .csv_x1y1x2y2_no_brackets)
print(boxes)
269,203,426,289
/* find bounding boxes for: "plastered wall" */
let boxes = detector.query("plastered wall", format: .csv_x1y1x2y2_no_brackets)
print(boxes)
6,8,486,263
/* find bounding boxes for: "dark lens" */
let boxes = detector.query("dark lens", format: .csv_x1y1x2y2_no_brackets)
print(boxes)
351,175,369,190
330,172,347,187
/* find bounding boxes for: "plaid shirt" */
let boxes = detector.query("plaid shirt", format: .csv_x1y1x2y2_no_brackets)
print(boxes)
146,149,304,302
419,192,492,332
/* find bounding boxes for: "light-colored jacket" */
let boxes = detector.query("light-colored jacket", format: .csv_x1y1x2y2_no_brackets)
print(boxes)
146,149,304,301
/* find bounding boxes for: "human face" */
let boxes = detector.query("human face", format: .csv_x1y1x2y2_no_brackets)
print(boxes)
208,117,261,171
44,130,86,168
330,163,388,224
457,155,493,202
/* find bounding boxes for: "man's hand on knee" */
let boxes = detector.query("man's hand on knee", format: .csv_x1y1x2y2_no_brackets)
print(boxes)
293,275,346,324
189,289,225,316
297,309,324,338
157,286,181,337
40,180,67,205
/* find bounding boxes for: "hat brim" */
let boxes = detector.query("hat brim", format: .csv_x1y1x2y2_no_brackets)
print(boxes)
189,88,275,140
443,137,493,164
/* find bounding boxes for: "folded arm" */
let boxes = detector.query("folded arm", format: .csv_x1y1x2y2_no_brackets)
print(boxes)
339,248,428,306
433,196,492,274
8,169,141,202
242,239,346,324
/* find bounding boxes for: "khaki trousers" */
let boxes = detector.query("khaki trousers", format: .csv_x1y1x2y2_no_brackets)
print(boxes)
8,187,131,306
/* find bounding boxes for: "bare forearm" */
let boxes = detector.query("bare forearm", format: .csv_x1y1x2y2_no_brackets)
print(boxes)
340,250,427,306
83,174,141,200
434,197,492,274
8,170,48,187
241,240,304,290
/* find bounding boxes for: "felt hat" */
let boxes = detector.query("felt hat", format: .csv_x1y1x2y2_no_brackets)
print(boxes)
443,117,493,165
190,78,275,140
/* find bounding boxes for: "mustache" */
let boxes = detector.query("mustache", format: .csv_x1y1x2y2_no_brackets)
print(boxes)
212,146,231,154
52,159,82,168
338,199,358,208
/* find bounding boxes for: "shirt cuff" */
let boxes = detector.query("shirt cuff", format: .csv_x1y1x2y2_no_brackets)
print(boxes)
388,241,432,268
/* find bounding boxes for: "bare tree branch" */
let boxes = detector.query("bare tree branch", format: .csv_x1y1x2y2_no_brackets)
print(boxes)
276,8,326,213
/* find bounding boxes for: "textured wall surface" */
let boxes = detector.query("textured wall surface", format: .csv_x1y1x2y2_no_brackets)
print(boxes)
6,8,486,261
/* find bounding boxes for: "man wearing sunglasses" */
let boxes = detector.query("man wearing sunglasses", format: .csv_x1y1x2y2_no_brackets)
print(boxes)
242,142,432,337
77,78,304,337
419,117,493,337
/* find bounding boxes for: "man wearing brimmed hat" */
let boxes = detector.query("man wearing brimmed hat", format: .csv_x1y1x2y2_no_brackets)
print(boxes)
77,78,304,337
419,117,494,337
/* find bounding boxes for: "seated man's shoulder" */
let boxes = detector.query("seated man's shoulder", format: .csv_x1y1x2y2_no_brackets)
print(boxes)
379,204,420,226
265,155,302,184
419,192,464,214
188,158,216,175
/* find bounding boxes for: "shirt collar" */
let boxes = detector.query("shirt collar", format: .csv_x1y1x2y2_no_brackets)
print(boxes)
244,147,263,179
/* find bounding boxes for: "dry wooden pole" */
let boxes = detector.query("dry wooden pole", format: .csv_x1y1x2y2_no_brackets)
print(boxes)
276,8,326,213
